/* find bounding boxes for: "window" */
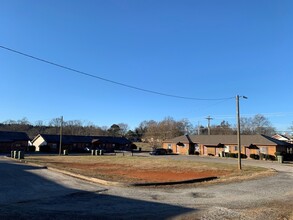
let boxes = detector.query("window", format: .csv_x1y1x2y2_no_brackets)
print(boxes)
167,144,172,149
260,147,268,154
234,146,238,151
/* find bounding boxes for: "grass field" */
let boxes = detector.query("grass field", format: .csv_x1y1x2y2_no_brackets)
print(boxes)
24,155,273,185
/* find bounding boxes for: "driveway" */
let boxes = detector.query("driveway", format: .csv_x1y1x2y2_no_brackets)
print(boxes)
0,155,292,219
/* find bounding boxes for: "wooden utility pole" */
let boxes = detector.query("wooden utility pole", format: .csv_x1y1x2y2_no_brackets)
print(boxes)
236,95,247,170
198,121,200,135
236,95,241,170
206,116,213,135
59,116,63,156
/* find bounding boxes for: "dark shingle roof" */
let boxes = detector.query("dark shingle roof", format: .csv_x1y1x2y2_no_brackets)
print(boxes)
165,134,292,146
164,135,193,144
0,131,30,143
33,134,131,145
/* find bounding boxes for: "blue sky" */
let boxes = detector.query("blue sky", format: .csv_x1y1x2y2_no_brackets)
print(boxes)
1,0,292,132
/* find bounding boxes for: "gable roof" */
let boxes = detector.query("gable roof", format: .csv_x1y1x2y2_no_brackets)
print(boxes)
92,136,132,145
164,135,193,144
164,134,292,147
32,134,131,145
0,131,30,143
272,134,292,140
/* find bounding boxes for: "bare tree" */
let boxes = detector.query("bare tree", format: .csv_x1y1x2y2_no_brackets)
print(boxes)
117,123,129,136
251,114,275,135
210,120,235,135
240,114,275,135
177,118,195,135
63,120,83,135
49,118,62,127
139,117,194,147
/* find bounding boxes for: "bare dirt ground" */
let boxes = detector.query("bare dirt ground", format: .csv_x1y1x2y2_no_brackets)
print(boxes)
24,155,270,184
43,161,230,183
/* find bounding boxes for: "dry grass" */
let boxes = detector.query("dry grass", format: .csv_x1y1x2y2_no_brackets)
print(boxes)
24,155,273,184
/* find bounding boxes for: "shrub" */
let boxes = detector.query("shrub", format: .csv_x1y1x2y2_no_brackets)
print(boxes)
235,153,247,159
194,151,200,155
28,145,36,152
267,155,276,161
208,153,214,156
131,144,137,150
274,151,293,161
260,154,275,161
166,149,173,154
260,153,266,160
229,153,237,158
283,153,293,161
250,154,260,160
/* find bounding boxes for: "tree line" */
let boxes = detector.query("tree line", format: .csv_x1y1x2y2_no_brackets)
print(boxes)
0,114,277,147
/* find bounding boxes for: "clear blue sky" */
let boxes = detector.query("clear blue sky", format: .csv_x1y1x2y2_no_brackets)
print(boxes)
1,0,292,132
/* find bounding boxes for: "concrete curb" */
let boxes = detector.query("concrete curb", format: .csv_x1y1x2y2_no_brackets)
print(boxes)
43,165,218,187
130,177,218,187
8,158,125,187
46,167,125,187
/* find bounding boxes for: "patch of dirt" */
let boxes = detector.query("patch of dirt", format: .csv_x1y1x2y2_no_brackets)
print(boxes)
50,162,230,183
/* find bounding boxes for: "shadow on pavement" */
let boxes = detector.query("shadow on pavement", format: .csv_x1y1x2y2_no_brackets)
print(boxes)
0,157,196,219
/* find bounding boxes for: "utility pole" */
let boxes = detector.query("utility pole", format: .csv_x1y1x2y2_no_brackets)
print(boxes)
198,121,200,135
206,116,213,135
236,95,247,170
59,116,63,156
236,95,241,170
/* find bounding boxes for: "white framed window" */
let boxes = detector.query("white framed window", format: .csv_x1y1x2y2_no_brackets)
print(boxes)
167,143,172,149
260,147,268,154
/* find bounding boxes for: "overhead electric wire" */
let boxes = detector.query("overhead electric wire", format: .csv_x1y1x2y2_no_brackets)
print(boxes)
0,45,234,101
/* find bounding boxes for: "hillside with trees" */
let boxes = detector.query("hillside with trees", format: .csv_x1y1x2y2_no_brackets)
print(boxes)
0,114,276,147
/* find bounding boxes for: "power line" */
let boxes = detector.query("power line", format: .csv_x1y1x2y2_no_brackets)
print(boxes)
0,45,234,101
193,112,293,121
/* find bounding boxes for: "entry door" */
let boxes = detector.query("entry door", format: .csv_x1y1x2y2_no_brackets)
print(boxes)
246,148,250,157
204,146,207,155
